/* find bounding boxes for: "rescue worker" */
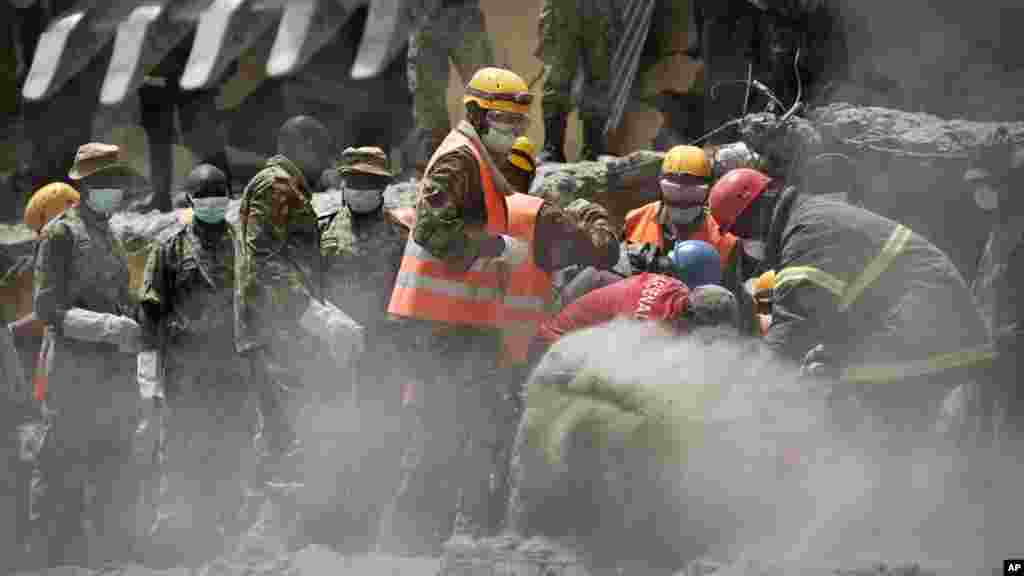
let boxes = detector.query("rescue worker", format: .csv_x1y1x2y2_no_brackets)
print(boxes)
138,164,254,566
497,138,621,367
314,147,411,554
708,168,991,431
501,136,537,194
33,143,144,567
965,133,1024,448
533,272,740,353
236,117,363,485
559,239,722,309
408,0,495,171
535,0,691,162
9,183,82,356
622,146,740,281
384,66,535,551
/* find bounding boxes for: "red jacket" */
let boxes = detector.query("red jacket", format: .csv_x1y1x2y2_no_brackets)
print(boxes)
537,273,689,344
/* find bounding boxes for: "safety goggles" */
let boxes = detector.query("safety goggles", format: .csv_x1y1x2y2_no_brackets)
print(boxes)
486,110,531,133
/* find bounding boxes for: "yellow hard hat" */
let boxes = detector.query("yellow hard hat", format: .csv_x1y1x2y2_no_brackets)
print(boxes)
661,145,711,178
464,67,533,115
508,136,536,173
24,182,80,233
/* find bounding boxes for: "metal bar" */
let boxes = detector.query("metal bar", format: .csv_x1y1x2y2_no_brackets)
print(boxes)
350,0,412,80
266,0,351,79
100,0,215,106
179,0,283,92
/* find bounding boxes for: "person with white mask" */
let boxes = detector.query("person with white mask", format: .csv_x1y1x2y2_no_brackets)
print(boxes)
382,66,535,553
32,143,144,568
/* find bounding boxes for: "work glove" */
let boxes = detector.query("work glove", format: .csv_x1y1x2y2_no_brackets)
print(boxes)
298,298,365,366
61,308,142,354
495,235,531,267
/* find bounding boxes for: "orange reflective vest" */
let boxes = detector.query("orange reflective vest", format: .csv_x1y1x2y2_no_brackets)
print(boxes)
387,128,510,327
500,194,553,366
622,201,738,271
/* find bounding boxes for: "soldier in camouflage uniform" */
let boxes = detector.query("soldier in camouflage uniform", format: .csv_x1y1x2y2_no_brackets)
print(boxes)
138,165,255,565
965,134,1024,450
536,0,690,162
408,0,495,171
235,120,327,469
33,143,144,568
312,147,413,553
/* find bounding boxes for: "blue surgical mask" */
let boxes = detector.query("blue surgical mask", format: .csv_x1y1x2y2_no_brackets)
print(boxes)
86,188,125,214
191,196,230,224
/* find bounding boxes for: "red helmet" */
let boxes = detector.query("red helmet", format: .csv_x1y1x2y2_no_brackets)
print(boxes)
708,168,772,232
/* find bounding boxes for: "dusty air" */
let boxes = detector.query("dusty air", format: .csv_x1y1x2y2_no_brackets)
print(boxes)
0,0,1022,575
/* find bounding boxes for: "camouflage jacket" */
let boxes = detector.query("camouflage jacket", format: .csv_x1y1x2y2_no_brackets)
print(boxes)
235,155,323,353
321,206,408,332
413,121,515,267
33,205,135,408
34,205,134,329
139,223,237,354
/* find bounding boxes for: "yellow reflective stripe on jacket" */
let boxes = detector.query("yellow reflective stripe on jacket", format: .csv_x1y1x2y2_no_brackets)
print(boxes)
839,225,912,312
842,343,998,384
774,266,847,298
774,225,912,309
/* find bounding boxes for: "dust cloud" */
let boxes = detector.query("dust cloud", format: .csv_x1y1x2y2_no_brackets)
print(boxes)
527,320,1021,574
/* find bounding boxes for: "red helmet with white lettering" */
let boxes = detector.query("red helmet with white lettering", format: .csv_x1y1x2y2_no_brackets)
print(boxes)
708,168,772,233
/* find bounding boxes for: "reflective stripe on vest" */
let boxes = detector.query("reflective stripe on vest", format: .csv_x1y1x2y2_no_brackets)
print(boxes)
775,224,995,382
623,202,737,271
500,193,553,365
386,128,509,326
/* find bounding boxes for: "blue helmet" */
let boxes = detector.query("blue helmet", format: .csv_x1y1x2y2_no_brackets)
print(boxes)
668,240,722,287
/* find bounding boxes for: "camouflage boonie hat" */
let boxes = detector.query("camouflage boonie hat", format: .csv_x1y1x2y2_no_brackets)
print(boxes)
339,146,393,178
68,142,137,181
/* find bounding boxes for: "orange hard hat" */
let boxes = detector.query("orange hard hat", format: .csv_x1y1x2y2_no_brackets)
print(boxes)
708,168,772,233
25,182,80,233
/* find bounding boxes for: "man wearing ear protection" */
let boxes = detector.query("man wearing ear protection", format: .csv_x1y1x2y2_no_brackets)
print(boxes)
137,164,253,564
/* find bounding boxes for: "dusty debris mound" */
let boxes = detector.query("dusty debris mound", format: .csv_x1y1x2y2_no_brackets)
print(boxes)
809,102,1024,156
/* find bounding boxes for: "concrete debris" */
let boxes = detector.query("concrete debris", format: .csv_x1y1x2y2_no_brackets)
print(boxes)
809,102,1024,156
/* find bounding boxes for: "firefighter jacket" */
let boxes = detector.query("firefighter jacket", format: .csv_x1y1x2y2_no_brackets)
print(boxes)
763,186,991,391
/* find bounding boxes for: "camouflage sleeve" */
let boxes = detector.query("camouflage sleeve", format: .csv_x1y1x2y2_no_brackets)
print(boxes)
238,171,313,331
138,237,173,348
32,220,71,328
563,198,621,268
538,0,579,115
413,148,499,267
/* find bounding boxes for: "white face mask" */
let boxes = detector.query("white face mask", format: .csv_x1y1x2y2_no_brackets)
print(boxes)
482,123,519,155
86,188,125,214
345,186,384,215
974,183,1000,212
741,239,766,261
